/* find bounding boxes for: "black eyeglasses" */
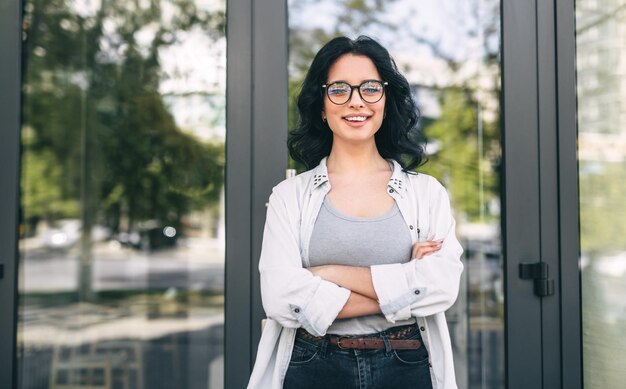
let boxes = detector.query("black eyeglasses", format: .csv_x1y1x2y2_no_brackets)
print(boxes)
322,80,388,105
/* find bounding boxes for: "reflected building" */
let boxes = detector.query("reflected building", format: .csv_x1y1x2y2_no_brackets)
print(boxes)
17,0,227,388
576,1,626,388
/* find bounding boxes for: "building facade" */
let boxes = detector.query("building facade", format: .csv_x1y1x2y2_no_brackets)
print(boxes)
1,0,624,388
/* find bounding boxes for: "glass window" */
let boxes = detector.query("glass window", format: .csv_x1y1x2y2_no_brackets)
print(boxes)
287,1,503,387
18,0,226,388
576,0,626,387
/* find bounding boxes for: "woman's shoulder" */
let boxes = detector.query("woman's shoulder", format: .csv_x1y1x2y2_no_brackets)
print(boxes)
389,159,442,191
271,169,315,198
404,171,449,198
403,170,437,186
272,158,327,196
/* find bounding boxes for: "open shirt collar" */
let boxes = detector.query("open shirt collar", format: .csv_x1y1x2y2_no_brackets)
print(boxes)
310,157,407,197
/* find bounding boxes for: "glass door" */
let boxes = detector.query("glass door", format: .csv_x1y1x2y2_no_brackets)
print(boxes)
15,0,227,388
576,1,626,387
287,1,504,387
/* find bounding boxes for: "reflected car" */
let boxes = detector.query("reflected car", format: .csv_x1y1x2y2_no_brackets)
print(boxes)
40,219,111,249
116,222,179,251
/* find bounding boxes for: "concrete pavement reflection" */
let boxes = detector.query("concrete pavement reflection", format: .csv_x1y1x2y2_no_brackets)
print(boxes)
18,237,225,389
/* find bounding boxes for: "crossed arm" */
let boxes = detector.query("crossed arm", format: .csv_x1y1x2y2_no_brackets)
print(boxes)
309,238,443,319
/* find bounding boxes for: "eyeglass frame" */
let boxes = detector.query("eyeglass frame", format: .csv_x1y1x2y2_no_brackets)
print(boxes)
321,80,389,105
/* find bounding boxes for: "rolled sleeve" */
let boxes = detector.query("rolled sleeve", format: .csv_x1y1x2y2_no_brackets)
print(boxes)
259,186,350,336
289,281,351,336
371,238,462,321
371,176,463,321
371,263,423,322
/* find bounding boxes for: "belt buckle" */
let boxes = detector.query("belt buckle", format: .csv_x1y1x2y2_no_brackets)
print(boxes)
336,337,349,349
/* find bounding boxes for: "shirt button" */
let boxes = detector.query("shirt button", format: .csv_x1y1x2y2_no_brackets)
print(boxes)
409,225,414,230
420,326,426,331
388,188,394,194
294,308,300,313
414,289,420,295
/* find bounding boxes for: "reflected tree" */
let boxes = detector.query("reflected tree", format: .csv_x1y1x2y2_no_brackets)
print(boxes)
21,0,226,299
288,0,501,222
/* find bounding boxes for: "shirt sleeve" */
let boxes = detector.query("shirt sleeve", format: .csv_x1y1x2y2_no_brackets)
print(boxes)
370,177,464,323
259,185,351,336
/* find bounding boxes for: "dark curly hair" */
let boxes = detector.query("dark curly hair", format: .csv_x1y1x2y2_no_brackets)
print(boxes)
288,35,426,171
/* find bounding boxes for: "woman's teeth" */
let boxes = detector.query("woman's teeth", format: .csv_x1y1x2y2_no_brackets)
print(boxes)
344,116,367,122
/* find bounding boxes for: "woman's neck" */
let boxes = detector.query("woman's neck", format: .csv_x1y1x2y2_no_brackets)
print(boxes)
326,142,389,175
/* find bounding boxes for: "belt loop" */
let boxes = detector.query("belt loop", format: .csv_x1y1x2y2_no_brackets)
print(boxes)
382,335,392,355
320,335,329,358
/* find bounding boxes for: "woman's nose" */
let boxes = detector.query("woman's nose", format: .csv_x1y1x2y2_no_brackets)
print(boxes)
348,87,365,107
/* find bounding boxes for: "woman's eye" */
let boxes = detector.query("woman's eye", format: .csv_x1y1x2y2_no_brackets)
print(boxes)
328,87,349,95
362,87,380,94
361,83,382,94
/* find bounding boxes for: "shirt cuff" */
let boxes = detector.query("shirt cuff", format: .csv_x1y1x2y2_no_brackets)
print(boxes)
371,263,426,322
289,279,351,336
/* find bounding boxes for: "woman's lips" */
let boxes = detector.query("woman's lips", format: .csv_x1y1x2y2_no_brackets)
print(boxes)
342,116,371,127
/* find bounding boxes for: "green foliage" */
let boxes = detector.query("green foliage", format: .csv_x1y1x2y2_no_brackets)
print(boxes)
579,161,626,253
21,129,80,220
21,0,226,232
419,89,499,222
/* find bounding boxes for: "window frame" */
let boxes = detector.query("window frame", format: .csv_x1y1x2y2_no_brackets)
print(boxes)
0,0,22,386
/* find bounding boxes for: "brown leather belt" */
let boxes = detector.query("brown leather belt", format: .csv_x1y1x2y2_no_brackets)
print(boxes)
329,337,421,350
296,325,422,350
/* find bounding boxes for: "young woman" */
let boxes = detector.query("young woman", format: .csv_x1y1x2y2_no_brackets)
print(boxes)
247,36,463,389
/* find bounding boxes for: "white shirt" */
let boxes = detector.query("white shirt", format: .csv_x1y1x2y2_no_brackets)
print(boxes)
247,157,464,389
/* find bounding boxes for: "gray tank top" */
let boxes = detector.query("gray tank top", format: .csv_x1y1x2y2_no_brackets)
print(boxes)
308,196,416,335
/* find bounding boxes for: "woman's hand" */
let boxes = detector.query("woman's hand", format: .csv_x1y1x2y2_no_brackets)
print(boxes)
411,238,443,260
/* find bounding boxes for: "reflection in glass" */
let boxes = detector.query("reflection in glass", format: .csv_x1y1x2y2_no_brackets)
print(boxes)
18,0,226,388
576,1,626,387
288,1,503,387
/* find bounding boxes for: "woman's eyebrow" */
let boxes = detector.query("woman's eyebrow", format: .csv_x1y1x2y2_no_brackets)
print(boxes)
326,79,380,85
326,79,349,84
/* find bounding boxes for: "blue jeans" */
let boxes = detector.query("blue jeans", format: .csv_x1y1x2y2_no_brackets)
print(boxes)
283,324,433,389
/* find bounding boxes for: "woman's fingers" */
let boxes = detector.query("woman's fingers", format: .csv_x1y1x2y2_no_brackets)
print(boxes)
411,240,443,260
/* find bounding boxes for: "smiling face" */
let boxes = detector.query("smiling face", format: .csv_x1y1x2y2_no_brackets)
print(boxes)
322,54,386,147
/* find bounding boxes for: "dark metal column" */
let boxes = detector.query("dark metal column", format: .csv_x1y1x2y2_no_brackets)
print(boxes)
250,0,289,363
503,0,581,387
225,0,288,387
537,0,562,387
555,0,583,387
225,0,253,387
0,0,22,387
501,0,543,387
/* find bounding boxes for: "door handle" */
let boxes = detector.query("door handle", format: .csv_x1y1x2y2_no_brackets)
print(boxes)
519,262,554,297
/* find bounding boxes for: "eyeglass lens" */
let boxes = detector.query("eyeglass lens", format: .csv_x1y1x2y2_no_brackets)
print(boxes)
326,81,385,104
